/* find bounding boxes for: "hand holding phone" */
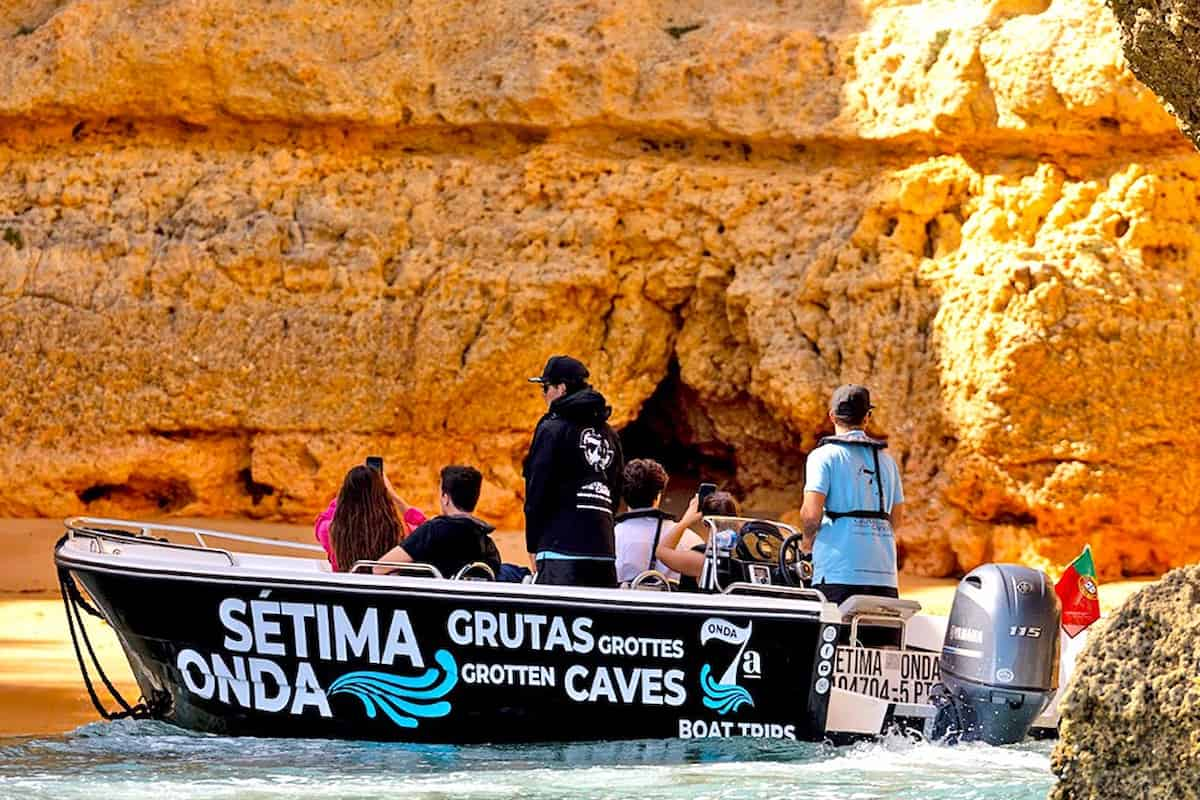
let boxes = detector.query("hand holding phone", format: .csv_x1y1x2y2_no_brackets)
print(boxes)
698,482,717,502
366,456,384,472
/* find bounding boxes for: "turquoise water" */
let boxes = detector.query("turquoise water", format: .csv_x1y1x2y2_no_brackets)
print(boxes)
0,721,1054,800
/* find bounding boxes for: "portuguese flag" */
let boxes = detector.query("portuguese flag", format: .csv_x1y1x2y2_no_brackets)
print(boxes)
1055,545,1100,638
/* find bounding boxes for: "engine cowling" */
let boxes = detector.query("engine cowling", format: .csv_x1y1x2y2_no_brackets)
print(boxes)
931,564,1061,745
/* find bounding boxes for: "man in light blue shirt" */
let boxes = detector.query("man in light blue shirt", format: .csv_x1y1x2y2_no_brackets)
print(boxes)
800,384,904,606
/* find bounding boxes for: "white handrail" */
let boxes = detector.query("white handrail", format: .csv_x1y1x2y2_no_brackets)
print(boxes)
65,516,325,554
73,526,238,566
698,516,801,594
723,582,826,602
453,562,496,581
701,516,800,539
629,569,672,591
349,560,443,579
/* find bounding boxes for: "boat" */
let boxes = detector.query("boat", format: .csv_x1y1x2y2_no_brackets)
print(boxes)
53,515,1081,744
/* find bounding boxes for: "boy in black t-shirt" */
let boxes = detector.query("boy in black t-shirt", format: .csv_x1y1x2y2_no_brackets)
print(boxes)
375,466,501,579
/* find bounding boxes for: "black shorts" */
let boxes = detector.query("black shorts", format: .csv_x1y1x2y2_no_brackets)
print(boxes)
816,581,899,606
534,558,617,588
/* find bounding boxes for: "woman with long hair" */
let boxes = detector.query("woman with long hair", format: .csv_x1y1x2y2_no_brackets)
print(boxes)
315,464,425,572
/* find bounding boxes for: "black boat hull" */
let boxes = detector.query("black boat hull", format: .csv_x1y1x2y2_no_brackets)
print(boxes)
64,560,834,743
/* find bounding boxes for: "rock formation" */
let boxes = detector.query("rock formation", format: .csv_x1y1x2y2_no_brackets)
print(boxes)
1,0,1196,577
1109,0,1200,151
1050,566,1200,799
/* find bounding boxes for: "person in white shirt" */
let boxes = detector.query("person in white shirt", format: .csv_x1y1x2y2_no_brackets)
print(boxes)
614,459,700,582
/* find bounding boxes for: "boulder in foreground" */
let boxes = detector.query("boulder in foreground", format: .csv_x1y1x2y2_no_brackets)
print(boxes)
1051,565,1200,799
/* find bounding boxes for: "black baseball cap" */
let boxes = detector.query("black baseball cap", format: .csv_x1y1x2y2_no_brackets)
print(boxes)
830,384,873,419
528,355,590,386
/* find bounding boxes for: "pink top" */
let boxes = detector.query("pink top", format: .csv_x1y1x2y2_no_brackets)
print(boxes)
315,499,427,572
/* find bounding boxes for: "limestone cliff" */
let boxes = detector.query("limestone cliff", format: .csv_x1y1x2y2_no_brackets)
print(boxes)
0,0,1195,578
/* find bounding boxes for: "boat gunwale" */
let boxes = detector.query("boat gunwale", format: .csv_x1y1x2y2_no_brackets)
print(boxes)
56,515,840,619
54,539,837,621
65,515,327,553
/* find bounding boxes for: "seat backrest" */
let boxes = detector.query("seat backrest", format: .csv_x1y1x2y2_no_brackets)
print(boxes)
837,595,922,622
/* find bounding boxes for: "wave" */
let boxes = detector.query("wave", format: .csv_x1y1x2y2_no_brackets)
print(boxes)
0,725,1053,800
699,664,754,715
328,649,458,729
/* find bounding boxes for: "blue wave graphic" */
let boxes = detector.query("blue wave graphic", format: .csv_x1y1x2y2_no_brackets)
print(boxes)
699,663,754,715
328,649,458,728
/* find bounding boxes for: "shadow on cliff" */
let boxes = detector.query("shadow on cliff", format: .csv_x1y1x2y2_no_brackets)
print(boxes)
620,360,809,519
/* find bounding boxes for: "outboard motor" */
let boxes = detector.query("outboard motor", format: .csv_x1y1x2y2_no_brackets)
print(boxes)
930,564,1061,745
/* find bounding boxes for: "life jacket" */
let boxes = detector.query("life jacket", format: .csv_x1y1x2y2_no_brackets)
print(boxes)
614,508,675,572
817,433,891,522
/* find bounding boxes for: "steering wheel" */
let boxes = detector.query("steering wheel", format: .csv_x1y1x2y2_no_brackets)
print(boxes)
736,521,786,563
778,533,811,587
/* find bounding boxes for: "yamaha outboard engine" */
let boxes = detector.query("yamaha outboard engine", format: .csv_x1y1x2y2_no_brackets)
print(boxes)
930,564,1061,745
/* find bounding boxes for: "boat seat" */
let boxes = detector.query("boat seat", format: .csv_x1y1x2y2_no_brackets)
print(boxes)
838,596,922,649
837,595,921,622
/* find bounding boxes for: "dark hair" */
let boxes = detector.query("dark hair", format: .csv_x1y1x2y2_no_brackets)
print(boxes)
441,465,482,512
622,459,668,508
563,379,589,396
330,465,402,573
702,490,738,516
833,411,869,427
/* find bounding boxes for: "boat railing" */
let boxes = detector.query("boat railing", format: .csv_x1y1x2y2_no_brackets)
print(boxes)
349,560,444,579
723,582,826,603
700,516,803,594
67,525,239,566
452,562,496,581
628,569,672,592
837,596,923,649
64,516,325,568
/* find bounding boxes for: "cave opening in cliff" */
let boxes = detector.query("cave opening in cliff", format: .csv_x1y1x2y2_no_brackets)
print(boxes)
76,477,197,514
619,360,739,516
620,360,809,518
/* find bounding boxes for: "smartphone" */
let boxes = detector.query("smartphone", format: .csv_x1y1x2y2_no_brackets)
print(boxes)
698,482,717,501
365,456,384,472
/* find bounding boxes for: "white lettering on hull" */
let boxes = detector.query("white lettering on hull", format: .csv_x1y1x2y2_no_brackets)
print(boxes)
564,666,686,706
179,597,818,734
176,649,332,717
678,719,796,740
448,610,595,654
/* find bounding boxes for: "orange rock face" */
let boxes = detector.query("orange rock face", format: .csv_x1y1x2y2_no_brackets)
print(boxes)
0,0,1195,578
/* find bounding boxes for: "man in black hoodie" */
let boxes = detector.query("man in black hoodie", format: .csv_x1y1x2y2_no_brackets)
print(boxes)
375,465,501,579
524,355,624,587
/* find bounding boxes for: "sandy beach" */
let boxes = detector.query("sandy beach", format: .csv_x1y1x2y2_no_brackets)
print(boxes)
0,517,1155,738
